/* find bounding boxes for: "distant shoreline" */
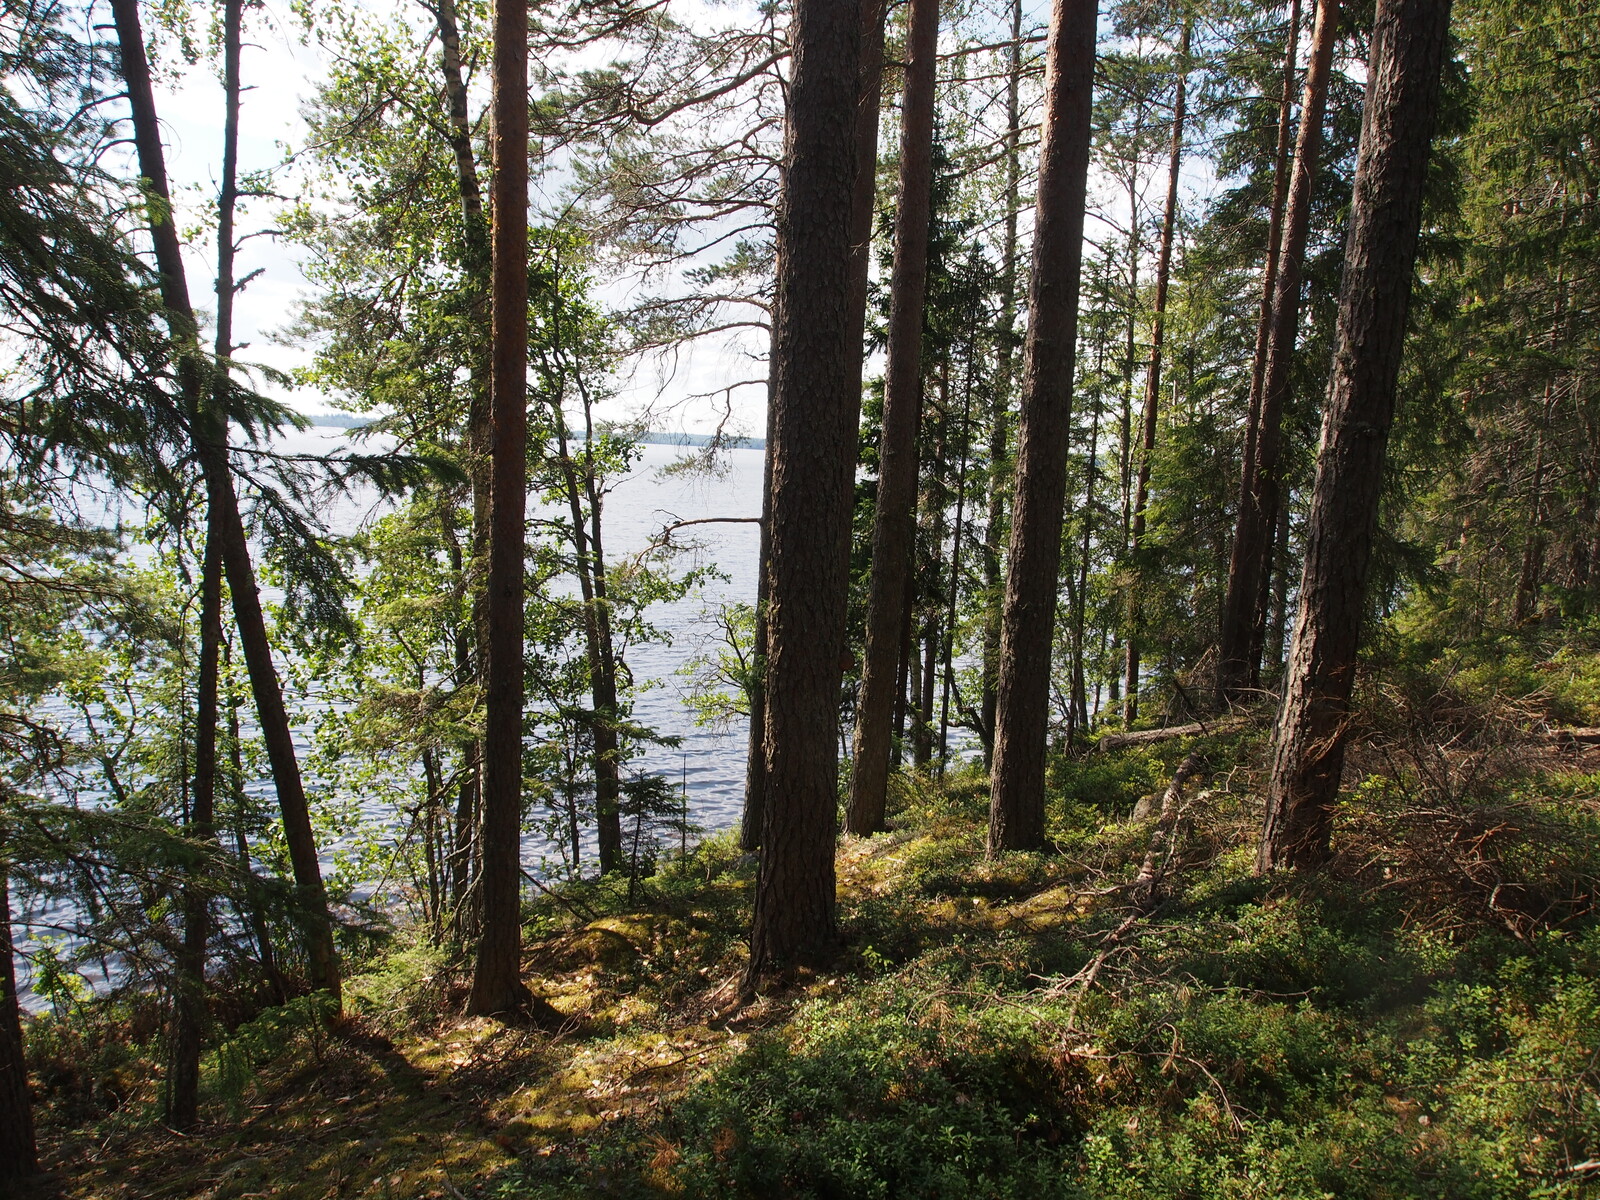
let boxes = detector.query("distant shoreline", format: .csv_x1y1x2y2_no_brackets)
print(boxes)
303,414,763,449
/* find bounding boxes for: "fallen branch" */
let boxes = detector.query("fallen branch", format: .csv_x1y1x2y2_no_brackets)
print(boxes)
521,867,600,923
1058,752,1206,1020
1545,727,1600,749
1095,717,1251,751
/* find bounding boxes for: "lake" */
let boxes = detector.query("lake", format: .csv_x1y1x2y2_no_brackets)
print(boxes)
271,428,765,873
13,431,764,1003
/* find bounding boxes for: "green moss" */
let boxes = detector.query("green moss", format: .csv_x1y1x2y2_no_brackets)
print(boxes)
37,737,1600,1200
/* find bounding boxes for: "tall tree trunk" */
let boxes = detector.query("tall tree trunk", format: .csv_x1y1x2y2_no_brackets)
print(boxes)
1070,339,1106,748
1122,21,1190,725
224,657,286,1004
1218,0,1341,701
1259,0,1454,872
987,0,1098,853
938,333,976,771
981,0,1026,766
544,376,625,873
445,523,480,937
742,386,776,852
1265,486,1293,673
169,0,243,1122
743,0,886,851
468,0,533,1015
111,0,340,1008
915,371,950,768
0,869,37,1185
585,501,624,873
848,0,940,835
917,622,938,766
167,525,223,1131
892,569,914,765
432,0,489,929
745,0,863,981
1514,384,1554,624
1241,0,1305,472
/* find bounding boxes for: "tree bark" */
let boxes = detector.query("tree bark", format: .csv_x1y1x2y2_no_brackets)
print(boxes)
112,0,340,1007
545,387,624,873
987,0,1098,853
746,0,863,980
743,0,885,852
741,385,775,852
1514,384,1554,624
0,869,37,1185
1259,0,1454,872
1240,0,1304,475
167,524,223,1131
848,0,940,835
938,335,976,771
468,0,533,1015
1122,20,1190,725
1069,337,1106,748
168,0,244,1122
432,0,489,931
1219,0,1341,701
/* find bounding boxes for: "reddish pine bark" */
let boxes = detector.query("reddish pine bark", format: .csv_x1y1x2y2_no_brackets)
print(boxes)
468,0,534,1015
1218,0,1342,701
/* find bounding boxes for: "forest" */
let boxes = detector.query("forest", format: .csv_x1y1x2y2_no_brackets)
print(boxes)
2,0,1599,1193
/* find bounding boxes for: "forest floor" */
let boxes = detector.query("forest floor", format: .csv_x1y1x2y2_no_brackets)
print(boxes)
25,644,1600,1199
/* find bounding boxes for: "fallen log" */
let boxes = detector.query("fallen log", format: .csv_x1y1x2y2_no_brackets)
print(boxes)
1095,716,1251,751
1545,727,1600,749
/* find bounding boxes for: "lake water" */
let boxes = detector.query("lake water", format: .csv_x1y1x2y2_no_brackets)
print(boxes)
273,428,765,873
14,431,763,1003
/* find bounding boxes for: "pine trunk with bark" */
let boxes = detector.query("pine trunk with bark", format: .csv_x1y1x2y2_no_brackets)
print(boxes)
1218,0,1341,701
167,526,223,1130
111,0,340,1007
743,0,886,852
547,398,625,873
1241,0,1304,462
1259,0,1454,871
745,0,863,981
980,0,1026,765
468,0,533,1015
168,0,244,1121
848,0,940,835
0,870,37,1185
987,0,1098,853
433,0,489,932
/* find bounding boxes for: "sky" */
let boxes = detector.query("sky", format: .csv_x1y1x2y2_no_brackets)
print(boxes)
143,0,1214,441
147,0,326,412
147,0,767,437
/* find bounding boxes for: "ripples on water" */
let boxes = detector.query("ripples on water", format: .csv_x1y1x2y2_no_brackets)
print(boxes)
16,432,763,1001
290,429,765,877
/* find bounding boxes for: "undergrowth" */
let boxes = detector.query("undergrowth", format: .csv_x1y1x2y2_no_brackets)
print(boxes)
26,653,1600,1200
490,733,1600,1198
